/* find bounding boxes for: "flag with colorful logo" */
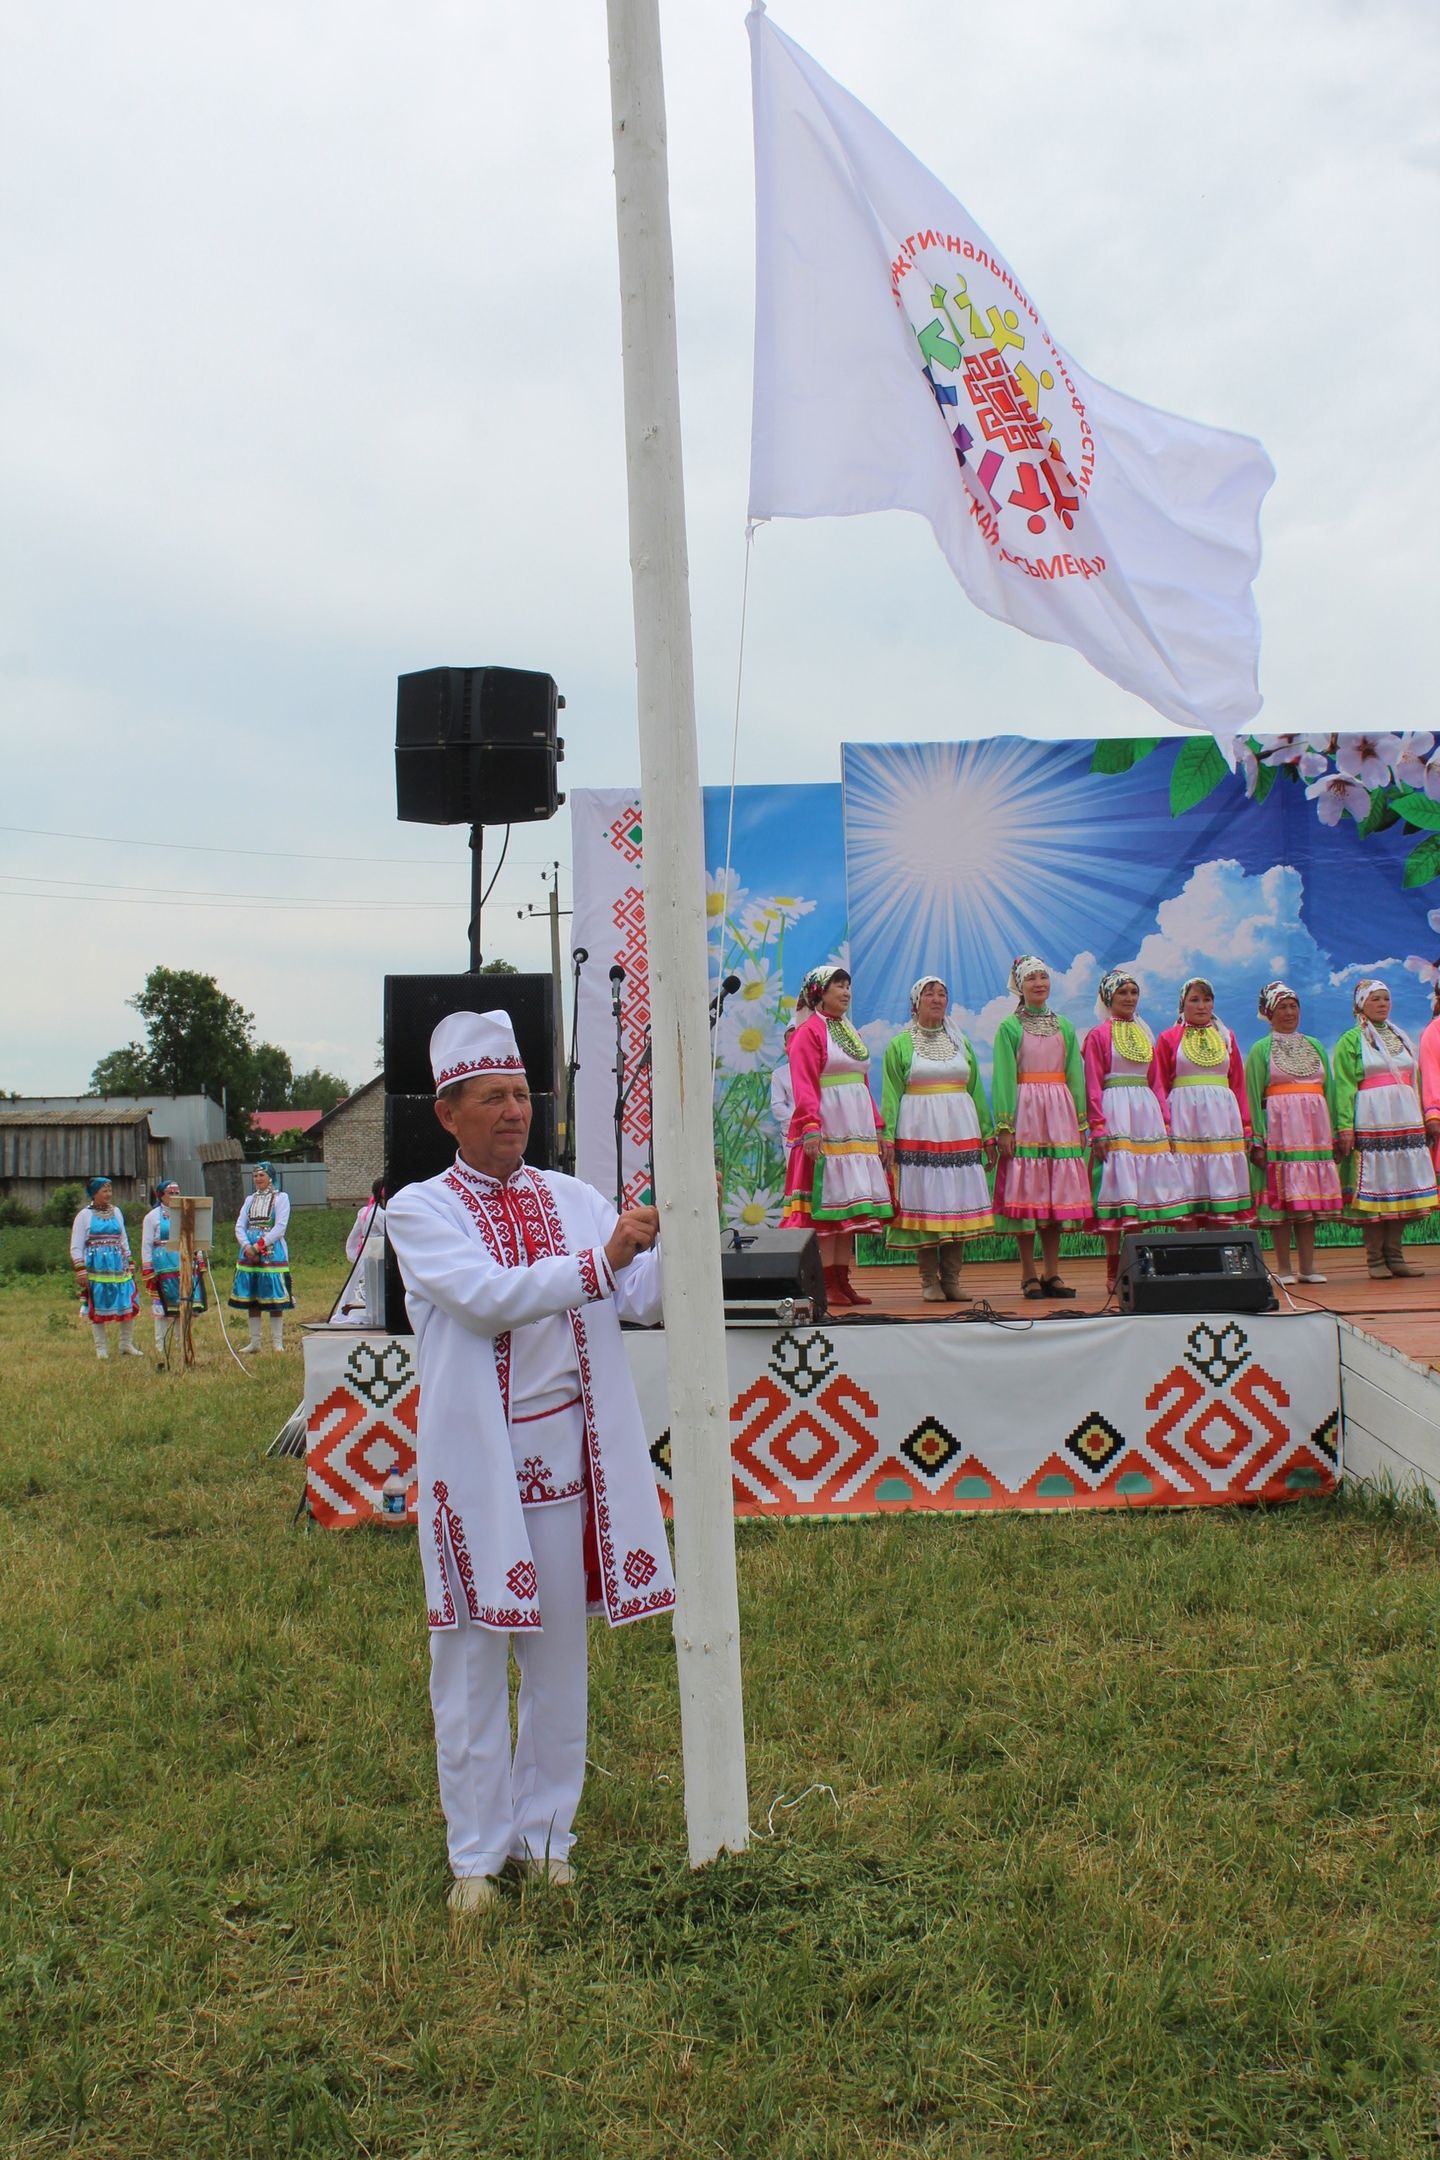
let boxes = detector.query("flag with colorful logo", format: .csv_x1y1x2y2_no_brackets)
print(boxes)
746,7,1276,736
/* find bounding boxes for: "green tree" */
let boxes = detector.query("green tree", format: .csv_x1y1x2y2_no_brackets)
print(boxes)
89,1044,152,1096
287,1067,352,1114
248,1042,294,1110
481,958,518,975
90,968,262,1138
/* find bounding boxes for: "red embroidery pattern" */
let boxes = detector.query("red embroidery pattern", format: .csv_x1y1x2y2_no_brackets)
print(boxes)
430,1479,471,1624
435,1055,525,1086
623,1548,658,1588
505,1560,538,1602
607,803,644,863
516,1453,584,1506
442,1167,515,1417
577,1247,606,1304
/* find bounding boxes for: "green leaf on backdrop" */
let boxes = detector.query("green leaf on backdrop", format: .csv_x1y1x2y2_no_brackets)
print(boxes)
1401,832,1440,889
1356,792,1398,839
1169,737,1229,817
1248,747,1279,807
1390,789,1440,833
1090,738,1162,776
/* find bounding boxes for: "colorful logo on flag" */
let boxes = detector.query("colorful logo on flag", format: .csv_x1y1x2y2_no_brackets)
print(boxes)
893,232,1101,577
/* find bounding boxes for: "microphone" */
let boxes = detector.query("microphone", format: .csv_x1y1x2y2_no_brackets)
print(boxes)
710,972,743,1017
609,963,626,1016
573,946,589,967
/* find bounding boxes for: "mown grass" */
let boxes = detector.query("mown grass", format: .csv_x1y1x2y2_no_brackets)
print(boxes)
2,1224,1438,2158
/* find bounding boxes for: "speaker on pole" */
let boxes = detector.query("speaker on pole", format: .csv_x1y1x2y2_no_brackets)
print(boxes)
395,665,565,826
383,973,557,1098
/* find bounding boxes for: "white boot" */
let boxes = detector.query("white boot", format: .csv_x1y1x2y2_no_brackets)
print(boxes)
241,1315,263,1356
92,1323,109,1361
268,1314,285,1354
119,1319,145,1358
154,1314,169,1358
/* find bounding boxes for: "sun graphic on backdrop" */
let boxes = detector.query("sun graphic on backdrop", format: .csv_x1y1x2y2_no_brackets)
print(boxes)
845,742,1107,979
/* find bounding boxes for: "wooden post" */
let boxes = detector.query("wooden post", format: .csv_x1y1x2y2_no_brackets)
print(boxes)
605,0,750,1864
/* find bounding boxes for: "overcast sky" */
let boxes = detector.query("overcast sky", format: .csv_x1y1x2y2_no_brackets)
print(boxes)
3,0,1436,1096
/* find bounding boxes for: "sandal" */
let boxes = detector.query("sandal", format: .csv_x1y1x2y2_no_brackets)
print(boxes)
1039,1276,1077,1299
1021,1277,1045,1301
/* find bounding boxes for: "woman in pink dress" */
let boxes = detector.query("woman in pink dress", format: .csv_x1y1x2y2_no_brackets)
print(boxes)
1083,969,1188,1294
990,955,1090,1299
1152,977,1254,1226
1419,982,1440,1183
1243,981,1343,1284
781,965,893,1309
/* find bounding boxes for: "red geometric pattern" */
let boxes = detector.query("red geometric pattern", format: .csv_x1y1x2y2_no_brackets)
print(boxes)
505,1559,539,1602
306,1370,419,1528
607,803,644,864
623,1547,658,1588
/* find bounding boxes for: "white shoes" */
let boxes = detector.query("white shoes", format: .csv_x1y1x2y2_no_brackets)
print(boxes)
1298,1271,1327,1284
520,1856,575,1886
122,1345,146,1358
1275,1273,1296,1286
447,1875,499,1912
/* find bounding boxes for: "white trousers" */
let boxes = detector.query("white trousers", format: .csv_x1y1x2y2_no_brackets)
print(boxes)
428,1494,588,1880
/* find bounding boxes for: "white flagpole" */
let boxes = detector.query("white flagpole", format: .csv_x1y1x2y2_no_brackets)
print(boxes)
604,0,750,1863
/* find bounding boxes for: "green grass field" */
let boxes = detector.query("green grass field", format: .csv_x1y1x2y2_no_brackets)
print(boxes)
2,1215,1438,2157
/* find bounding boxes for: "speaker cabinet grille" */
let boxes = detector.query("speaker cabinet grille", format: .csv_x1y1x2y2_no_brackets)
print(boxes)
383,973,556,1098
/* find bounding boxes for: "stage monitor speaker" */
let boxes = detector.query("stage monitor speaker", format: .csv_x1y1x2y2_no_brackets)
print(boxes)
383,972,556,1098
1116,1228,1275,1315
395,666,565,826
720,1229,825,1320
381,1091,557,1330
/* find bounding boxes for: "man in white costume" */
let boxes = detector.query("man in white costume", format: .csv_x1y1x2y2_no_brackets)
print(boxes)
386,1010,675,1910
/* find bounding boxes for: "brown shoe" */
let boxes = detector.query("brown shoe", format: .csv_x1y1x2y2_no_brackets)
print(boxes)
917,1248,947,1303
938,1243,970,1302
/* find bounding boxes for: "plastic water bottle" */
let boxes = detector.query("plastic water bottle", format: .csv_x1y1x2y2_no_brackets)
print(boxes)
380,1459,409,1525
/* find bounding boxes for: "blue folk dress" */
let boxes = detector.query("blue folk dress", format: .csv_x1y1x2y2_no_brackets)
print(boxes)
229,1189,295,1312
71,1206,140,1324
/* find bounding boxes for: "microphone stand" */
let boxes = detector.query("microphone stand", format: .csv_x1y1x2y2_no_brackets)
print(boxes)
619,1030,655,1201
610,968,627,1211
562,948,586,1177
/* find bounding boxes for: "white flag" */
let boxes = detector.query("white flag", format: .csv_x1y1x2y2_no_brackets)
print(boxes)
747,9,1276,735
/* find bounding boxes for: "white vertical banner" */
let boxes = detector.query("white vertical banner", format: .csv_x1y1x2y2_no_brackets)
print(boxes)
570,787,653,1208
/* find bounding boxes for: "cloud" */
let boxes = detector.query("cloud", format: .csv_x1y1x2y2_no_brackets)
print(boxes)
1129,860,1332,1023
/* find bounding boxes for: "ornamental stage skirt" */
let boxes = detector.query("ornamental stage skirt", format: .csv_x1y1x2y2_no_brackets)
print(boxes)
1090,1078,1189,1229
1167,1079,1254,1224
1257,1084,1343,1219
1348,1081,1439,1222
993,1077,1090,1228
781,1073,893,1237
886,1082,993,1248
82,1231,139,1324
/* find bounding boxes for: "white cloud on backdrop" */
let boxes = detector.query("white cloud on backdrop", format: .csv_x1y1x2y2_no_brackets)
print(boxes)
3,1,1436,1090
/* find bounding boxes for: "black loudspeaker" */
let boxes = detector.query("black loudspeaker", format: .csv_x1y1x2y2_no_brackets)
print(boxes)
395,666,565,826
1116,1228,1276,1315
720,1229,826,1320
383,973,556,1097
381,1092,558,1330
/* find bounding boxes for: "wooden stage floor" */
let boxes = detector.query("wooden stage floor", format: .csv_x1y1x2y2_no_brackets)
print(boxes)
847,1247,1440,1373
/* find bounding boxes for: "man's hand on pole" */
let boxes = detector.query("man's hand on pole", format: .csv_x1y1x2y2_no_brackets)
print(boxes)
605,1204,660,1274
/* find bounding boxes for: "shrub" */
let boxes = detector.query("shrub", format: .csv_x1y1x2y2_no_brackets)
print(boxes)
42,1183,86,1227
0,1196,37,1228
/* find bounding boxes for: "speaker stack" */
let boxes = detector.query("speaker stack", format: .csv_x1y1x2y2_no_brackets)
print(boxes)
381,971,559,1327
395,665,565,826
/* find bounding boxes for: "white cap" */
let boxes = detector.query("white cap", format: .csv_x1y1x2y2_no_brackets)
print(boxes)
430,1010,526,1092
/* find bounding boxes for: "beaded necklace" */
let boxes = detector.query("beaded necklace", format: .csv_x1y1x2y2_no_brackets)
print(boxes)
1018,1006,1061,1039
825,1013,869,1060
910,1021,959,1064
1110,1018,1153,1065
1270,1029,1321,1079
1179,1022,1228,1071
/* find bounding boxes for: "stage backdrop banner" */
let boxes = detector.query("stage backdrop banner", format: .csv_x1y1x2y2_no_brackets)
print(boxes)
571,788,653,1212
842,736,1440,1092
569,785,846,1223
304,1313,1339,1526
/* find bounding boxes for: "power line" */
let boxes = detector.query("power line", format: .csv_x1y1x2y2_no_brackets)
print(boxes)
0,872,469,907
0,890,535,916
0,823,566,869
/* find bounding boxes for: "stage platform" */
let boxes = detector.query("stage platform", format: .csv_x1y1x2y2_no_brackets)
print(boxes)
301,1245,1440,1526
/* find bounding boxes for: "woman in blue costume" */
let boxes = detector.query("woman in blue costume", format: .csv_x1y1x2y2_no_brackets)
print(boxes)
69,1176,142,1360
229,1161,295,1353
141,1179,209,1358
